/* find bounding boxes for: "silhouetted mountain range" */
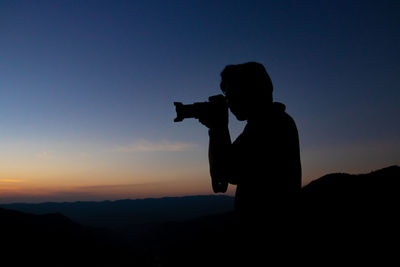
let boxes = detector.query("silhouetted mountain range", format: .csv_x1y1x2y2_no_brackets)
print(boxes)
303,165,400,195
0,207,135,266
299,165,400,265
1,165,399,266
1,195,234,229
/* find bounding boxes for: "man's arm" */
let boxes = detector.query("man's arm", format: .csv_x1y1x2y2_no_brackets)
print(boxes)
208,126,232,192
198,96,232,193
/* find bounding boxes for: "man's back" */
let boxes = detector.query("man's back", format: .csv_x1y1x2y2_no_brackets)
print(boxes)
231,102,301,214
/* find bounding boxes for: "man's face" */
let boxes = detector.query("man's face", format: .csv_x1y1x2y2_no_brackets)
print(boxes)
221,82,250,121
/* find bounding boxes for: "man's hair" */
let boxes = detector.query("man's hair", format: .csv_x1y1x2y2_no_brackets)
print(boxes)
220,62,273,102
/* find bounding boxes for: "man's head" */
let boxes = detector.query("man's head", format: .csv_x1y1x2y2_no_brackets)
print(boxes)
220,62,273,121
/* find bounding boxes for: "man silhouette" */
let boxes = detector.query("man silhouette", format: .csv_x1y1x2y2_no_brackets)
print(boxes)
198,62,301,223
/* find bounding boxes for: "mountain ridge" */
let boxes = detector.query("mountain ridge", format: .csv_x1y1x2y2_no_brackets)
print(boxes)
1,165,399,266
1,194,235,229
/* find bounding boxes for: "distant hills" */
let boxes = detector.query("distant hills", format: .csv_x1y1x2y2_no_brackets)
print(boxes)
1,165,399,266
0,196,235,267
0,207,131,266
0,195,234,229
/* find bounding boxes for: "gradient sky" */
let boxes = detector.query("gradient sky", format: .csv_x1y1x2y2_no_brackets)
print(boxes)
1,0,399,203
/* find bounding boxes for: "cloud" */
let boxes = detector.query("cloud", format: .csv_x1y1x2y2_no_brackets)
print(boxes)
113,139,199,153
0,179,23,183
35,151,52,159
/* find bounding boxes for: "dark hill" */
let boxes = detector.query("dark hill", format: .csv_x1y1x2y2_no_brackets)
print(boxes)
299,165,400,265
1,166,399,266
0,207,145,266
1,195,234,229
301,165,400,223
302,165,400,196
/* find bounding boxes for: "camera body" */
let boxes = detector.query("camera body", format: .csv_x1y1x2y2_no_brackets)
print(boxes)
174,94,226,122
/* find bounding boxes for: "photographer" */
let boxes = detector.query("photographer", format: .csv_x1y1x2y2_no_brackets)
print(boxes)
198,62,302,223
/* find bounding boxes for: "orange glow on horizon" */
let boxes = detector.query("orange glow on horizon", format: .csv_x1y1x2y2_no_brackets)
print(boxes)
0,169,236,203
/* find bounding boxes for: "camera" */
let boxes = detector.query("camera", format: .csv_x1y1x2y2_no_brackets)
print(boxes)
174,94,226,122
174,94,228,193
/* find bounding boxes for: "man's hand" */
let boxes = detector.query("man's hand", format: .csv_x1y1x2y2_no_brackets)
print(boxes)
198,95,229,129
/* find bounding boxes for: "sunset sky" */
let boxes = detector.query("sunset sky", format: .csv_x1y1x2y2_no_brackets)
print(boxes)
1,0,399,203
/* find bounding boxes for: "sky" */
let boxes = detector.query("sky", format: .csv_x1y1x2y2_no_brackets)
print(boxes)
1,0,399,203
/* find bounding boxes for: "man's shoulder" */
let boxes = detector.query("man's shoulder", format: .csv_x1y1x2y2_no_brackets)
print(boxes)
233,102,298,142
272,102,297,128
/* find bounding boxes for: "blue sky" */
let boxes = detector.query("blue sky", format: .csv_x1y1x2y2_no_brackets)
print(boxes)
0,0,399,202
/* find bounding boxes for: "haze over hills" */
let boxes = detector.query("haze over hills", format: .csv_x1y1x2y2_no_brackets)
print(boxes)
0,195,235,229
2,165,398,228
1,165,399,266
